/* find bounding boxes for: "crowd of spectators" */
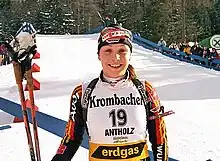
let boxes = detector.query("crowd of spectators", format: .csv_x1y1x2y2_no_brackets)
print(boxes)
157,38,220,69
170,42,219,68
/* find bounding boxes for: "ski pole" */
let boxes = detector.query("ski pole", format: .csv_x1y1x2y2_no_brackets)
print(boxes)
25,69,41,161
13,62,36,161
148,110,175,120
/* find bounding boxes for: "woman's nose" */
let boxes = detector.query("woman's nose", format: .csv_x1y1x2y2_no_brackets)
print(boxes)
113,52,120,61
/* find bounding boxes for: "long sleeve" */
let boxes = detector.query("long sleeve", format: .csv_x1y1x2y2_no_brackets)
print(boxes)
145,81,168,161
52,85,85,161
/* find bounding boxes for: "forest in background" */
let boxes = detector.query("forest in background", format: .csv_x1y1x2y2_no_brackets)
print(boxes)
0,0,219,44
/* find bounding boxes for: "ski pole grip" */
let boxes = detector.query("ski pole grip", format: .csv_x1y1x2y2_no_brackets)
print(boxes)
13,63,23,84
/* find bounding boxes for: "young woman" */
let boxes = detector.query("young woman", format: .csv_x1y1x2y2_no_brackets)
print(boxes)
52,24,168,161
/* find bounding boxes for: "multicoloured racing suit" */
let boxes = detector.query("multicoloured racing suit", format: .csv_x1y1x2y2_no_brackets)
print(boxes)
52,72,168,161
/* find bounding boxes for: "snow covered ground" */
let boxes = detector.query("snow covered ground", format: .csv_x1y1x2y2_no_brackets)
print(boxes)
0,33,220,161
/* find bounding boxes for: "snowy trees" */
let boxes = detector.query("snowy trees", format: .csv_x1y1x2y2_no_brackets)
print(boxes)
0,0,219,43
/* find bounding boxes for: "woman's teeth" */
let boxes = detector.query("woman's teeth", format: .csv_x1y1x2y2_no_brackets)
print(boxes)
109,64,121,68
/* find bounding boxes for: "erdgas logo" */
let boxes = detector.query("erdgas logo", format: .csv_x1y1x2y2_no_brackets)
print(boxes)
91,142,145,159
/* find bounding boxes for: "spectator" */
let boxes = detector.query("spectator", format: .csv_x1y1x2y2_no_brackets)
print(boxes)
208,48,219,67
183,43,192,60
216,51,220,68
0,54,3,66
0,43,11,66
179,43,185,52
183,43,191,55
190,42,203,57
202,47,210,59
104,16,111,27
157,37,166,47
169,42,179,51
157,37,166,52
0,43,5,66
169,43,175,49
209,48,218,59
134,32,140,36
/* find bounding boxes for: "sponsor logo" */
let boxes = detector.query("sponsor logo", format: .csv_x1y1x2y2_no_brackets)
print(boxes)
106,39,120,43
70,93,79,121
102,30,129,42
56,144,67,155
210,35,220,49
91,142,145,159
156,145,163,161
137,85,148,103
113,136,128,143
89,93,144,108
82,88,92,108
104,127,135,137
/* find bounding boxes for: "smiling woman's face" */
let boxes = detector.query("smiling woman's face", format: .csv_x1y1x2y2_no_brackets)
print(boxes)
98,43,131,78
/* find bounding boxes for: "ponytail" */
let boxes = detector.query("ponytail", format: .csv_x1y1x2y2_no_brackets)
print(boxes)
127,64,137,79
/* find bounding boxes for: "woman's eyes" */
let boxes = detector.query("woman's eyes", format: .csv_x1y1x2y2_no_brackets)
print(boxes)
104,49,112,53
119,49,127,53
104,48,127,54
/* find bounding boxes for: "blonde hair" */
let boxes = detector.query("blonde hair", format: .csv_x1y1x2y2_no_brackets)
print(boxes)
128,64,137,79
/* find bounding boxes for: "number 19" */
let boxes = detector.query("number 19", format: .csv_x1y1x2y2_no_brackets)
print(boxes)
109,109,127,127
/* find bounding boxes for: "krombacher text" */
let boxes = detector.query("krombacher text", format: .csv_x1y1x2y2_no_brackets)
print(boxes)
89,93,144,108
